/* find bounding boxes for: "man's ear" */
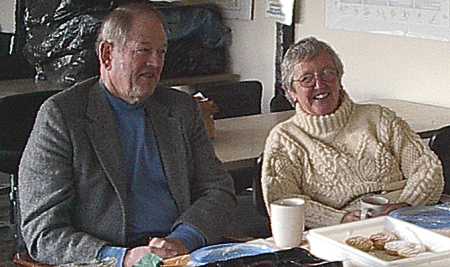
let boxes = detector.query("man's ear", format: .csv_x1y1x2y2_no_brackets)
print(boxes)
99,41,113,70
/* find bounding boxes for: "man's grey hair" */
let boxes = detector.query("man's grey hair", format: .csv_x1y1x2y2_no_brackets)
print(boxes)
96,2,165,54
281,36,344,105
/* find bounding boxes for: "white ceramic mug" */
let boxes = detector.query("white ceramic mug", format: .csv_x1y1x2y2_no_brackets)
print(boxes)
270,197,305,248
360,194,389,219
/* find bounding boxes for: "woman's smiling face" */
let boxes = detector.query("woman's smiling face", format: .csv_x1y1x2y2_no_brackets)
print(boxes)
289,50,342,116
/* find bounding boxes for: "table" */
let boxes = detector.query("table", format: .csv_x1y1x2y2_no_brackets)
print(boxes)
3,81,450,167
363,98,450,138
213,110,294,170
213,99,450,169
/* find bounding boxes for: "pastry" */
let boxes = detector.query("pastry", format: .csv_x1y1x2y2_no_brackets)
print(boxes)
397,243,427,258
163,254,191,267
384,240,408,256
369,231,399,250
384,240,426,258
345,236,374,252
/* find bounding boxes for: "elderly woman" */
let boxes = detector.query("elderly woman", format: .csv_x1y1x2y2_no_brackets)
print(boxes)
262,37,444,229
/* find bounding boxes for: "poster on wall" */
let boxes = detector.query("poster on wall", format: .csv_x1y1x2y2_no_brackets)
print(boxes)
207,0,254,20
265,0,295,25
326,0,450,42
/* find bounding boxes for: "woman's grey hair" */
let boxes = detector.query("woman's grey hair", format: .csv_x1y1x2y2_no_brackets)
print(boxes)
96,2,165,54
281,37,344,105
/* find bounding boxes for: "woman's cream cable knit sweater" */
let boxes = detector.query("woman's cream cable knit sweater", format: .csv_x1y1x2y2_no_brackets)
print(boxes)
262,93,444,229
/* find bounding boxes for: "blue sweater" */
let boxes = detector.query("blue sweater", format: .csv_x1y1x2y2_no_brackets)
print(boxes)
98,87,205,266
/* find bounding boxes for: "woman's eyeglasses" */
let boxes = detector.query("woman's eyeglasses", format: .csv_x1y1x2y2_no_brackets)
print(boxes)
293,68,338,88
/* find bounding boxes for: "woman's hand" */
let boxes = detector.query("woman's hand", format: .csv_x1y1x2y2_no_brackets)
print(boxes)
342,202,408,223
341,210,362,223
369,203,409,217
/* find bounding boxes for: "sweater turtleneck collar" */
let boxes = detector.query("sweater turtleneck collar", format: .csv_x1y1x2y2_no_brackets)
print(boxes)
293,91,354,137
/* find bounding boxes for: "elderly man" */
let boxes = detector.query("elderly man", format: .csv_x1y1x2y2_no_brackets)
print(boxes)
18,2,236,267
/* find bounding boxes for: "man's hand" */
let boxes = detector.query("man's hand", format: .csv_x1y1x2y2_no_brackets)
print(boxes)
123,238,189,266
124,246,157,267
148,237,189,259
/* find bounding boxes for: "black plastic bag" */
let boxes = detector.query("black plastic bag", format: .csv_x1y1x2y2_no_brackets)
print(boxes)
23,0,230,89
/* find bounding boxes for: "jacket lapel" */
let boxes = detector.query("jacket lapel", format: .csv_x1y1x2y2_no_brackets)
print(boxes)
85,83,128,206
145,95,185,209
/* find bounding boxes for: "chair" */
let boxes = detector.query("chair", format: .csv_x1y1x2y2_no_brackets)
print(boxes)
224,154,271,240
0,90,61,254
224,154,270,239
428,125,450,195
192,80,263,193
270,88,294,113
252,154,269,219
192,80,263,119
13,253,53,267
0,32,13,56
0,32,35,79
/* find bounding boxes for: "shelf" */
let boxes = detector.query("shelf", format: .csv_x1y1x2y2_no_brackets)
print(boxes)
0,74,241,98
159,73,240,87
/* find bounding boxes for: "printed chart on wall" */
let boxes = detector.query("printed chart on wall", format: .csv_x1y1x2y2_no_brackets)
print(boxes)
326,0,450,41
265,0,295,25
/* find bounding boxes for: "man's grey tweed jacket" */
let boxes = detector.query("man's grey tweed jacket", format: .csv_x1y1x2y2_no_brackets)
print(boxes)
18,77,236,265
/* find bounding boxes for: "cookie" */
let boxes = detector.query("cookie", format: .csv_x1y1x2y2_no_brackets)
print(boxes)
384,240,408,256
345,236,374,252
369,231,399,250
384,240,426,258
397,243,427,258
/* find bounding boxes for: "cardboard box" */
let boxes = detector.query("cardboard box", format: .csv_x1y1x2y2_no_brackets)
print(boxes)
307,216,450,267
194,96,219,139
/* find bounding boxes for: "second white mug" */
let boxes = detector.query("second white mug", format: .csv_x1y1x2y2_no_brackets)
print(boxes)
360,194,389,219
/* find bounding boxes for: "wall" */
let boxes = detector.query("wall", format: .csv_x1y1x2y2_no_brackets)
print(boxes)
0,0,277,111
296,0,450,107
0,0,15,33
225,1,276,112
185,0,277,112
9,0,449,110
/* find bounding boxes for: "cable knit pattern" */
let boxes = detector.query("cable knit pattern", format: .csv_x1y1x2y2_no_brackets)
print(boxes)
262,93,444,229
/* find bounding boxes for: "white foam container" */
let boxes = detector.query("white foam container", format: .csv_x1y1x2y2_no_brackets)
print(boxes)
307,216,450,267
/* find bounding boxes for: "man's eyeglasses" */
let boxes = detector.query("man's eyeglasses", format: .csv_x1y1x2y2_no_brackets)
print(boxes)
293,68,338,88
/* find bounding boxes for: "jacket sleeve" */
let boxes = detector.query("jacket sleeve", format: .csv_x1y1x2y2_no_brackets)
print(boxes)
18,99,107,265
261,130,347,229
386,110,444,205
174,99,237,244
